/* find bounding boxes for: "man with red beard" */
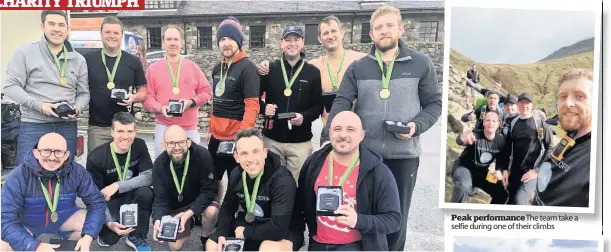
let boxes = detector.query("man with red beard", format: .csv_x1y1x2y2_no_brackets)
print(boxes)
533,68,594,207
207,18,260,245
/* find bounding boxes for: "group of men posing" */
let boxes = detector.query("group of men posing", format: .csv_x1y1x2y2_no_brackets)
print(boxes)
1,5,443,252
450,64,594,207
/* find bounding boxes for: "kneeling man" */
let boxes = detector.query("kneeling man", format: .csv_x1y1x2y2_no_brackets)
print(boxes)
290,111,401,251
151,125,218,251
207,128,295,251
87,112,154,250
451,110,509,204
1,133,106,251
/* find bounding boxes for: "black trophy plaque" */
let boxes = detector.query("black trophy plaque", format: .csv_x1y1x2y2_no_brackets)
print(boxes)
120,204,138,228
110,89,128,103
217,141,235,156
167,100,184,117
222,238,245,252
157,216,180,242
383,120,413,134
316,186,343,216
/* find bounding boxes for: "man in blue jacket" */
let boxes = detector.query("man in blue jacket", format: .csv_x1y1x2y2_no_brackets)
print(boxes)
292,111,401,251
321,6,441,251
0,133,106,251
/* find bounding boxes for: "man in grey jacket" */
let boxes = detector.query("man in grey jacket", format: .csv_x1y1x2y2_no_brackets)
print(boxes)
321,6,442,251
3,10,89,165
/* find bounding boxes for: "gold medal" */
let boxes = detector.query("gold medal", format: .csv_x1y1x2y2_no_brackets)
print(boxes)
379,88,390,99
51,212,58,223
215,88,224,97
173,87,180,95
284,88,292,96
59,77,67,85
107,82,115,90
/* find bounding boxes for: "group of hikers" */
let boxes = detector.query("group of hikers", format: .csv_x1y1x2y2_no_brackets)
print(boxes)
1,6,443,252
450,64,593,208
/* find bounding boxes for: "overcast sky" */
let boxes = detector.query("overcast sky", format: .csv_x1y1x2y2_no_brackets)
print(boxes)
450,7,596,64
454,237,599,252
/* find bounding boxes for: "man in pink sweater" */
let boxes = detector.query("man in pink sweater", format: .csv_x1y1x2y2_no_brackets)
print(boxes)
144,25,212,158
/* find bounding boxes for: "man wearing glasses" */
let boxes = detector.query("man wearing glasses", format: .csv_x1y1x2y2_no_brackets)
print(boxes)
1,133,106,252
86,112,154,250
151,125,218,250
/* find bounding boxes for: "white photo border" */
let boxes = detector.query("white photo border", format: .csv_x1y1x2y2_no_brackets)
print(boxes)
438,0,602,214
446,233,604,252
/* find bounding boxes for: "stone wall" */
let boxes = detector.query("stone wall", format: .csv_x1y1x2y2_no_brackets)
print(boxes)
85,41,443,131
121,12,444,52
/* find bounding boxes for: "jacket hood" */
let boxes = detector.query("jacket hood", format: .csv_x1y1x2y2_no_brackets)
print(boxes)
22,149,73,179
315,143,384,174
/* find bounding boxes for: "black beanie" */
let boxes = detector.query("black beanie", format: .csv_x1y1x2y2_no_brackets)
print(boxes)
217,16,244,50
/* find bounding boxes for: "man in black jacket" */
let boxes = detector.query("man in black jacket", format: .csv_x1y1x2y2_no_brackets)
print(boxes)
206,128,295,251
151,125,218,251
259,26,323,182
291,111,401,251
533,68,594,207
87,112,154,250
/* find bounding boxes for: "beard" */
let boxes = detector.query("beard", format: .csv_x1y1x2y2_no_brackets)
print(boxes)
559,112,591,133
284,51,300,61
221,47,238,59
374,37,398,52
170,150,188,165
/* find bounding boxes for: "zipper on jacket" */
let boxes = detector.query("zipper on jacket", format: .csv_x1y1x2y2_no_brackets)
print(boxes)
283,63,295,139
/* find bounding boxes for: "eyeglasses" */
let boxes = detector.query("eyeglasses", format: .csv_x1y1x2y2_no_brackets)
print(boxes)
165,140,189,148
36,149,68,158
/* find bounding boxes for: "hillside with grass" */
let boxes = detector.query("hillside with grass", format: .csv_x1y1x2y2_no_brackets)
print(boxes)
444,49,594,203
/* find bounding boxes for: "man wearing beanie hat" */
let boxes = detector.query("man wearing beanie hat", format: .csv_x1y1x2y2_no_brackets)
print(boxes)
206,16,261,249
497,93,553,205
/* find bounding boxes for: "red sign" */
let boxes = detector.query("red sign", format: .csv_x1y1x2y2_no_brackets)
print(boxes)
0,0,144,10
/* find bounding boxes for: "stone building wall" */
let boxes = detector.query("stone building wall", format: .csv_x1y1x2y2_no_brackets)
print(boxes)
121,12,444,52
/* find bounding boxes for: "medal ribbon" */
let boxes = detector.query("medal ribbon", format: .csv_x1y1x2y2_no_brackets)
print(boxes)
325,50,345,91
242,169,264,214
217,61,233,94
101,50,122,83
374,49,399,90
165,56,183,89
39,177,60,216
169,150,190,195
280,55,305,91
327,151,360,186
50,45,68,84
110,143,132,181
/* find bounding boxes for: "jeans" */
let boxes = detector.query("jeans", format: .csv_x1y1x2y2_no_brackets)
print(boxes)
16,121,77,166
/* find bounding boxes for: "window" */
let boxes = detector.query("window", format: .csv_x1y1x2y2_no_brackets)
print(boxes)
197,27,212,49
361,23,371,43
305,24,319,45
249,26,266,48
147,28,162,49
144,0,176,9
419,21,438,42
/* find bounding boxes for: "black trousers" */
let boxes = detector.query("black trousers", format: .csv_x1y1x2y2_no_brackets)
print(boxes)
98,187,154,245
507,169,536,205
308,239,363,251
384,158,419,251
450,166,509,204
208,135,239,180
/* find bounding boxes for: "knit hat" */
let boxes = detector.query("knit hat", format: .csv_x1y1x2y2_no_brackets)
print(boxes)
217,16,244,50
